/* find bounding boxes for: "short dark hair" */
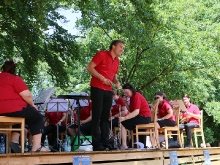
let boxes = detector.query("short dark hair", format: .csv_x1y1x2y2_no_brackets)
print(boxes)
1,59,16,74
155,91,168,100
122,83,136,94
109,40,125,50
112,89,120,96
182,94,190,99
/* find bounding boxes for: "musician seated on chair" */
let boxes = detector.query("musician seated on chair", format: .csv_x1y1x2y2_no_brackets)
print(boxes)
109,89,129,131
119,83,151,150
0,59,50,152
122,94,130,111
180,94,200,148
68,101,92,136
154,92,176,129
41,110,67,148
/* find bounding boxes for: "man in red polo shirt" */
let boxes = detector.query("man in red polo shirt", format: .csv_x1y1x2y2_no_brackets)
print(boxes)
87,40,125,151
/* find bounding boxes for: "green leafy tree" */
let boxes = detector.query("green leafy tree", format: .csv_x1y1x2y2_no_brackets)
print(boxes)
0,0,79,89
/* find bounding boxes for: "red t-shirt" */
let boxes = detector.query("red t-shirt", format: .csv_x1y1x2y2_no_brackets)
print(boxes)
90,50,119,91
187,104,200,124
111,97,126,116
0,72,28,114
129,92,151,117
74,103,92,121
45,112,66,125
158,100,175,121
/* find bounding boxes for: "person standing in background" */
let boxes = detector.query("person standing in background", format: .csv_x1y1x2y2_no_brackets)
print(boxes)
87,40,125,151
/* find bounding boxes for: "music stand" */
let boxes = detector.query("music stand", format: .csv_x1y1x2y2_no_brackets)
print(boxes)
47,98,68,151
170,100,187,112
34,87,55,111
57,94,91,150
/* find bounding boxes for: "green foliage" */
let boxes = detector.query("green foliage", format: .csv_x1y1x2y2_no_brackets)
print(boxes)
1,0,220,144
73,0,220,101
72,0,220,143
203,127,215,144
0,0,79,89
204,101,220,123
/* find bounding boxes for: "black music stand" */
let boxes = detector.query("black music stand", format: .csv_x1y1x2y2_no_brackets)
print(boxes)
34,87,56,112
47,98,68,151
57,94,91,150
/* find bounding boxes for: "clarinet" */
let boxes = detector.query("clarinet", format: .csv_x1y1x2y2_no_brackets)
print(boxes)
117,105,122,148
109,109,114,139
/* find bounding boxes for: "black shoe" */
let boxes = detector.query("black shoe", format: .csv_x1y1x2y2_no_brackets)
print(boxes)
93,146,109,151
103,144,117,150
184,144,191,148
9,142,21,153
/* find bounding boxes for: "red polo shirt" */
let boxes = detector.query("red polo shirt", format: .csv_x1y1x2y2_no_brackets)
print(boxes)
90,50,119,91
0,72,28,114
187,104,200,124
45,112,66,125
129,92,151,117
74,103,92,121
158,100,175,121
111,97,126,116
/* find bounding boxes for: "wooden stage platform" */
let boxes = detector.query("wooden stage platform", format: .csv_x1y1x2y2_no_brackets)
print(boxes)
1,147,220,165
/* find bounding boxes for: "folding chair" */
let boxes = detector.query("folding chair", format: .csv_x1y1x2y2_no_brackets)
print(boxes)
158,107,183,149
180,110,205,148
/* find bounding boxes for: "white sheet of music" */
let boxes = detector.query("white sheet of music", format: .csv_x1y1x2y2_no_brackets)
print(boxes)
69,99,89,108
47,98,68,112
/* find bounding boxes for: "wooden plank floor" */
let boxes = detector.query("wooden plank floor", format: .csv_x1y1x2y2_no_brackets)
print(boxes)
0,147,220,165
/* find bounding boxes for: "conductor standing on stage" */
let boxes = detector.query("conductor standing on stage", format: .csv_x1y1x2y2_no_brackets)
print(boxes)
87,40,125,151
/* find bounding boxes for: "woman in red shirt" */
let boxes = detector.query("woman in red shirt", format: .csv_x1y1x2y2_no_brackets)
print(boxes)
119,83,151,149
0,60,49,152
110,89,129,130
154,92,176,128
68,102,92,136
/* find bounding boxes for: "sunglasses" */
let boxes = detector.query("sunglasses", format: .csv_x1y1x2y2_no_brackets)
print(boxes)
154,97,160,100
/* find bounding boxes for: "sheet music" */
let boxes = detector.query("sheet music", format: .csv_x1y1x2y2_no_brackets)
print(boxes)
68,92,88,96
112,99,116,106
69,99,89,108
170,100,187,111
47,98,69,112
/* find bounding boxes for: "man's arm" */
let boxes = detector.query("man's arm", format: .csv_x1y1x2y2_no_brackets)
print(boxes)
87,61,112,85
87,61,104,81
113,75,120,88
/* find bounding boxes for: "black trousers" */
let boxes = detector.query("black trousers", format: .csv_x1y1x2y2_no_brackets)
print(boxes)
68,121,92,136
91,87,112,148
109,118,119,130
41,124,66,146
0,105,43,135
122,115,151,147
179,122,199,144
